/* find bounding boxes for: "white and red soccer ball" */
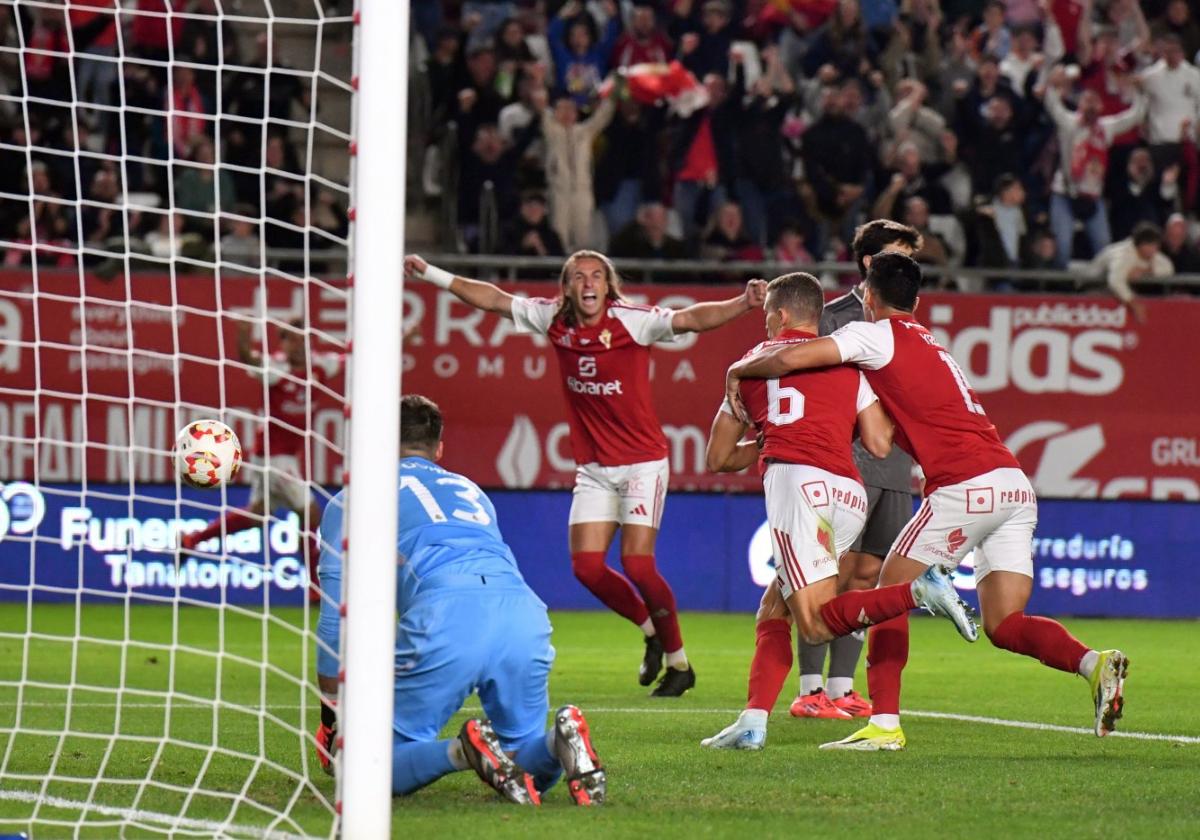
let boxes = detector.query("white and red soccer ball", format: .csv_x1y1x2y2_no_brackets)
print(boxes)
175,420,242,490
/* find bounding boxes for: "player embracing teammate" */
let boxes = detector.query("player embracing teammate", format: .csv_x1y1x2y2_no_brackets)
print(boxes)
406,251,766,696
727,252,1129,750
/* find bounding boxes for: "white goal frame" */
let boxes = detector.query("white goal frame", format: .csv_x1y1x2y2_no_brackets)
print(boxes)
340,0,405,835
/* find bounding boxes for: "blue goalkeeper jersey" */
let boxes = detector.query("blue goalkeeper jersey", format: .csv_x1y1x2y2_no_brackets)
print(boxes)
315,457,526,678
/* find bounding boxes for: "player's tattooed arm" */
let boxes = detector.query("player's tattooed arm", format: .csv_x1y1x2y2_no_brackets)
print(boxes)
705,405,757,473
669,278,768,334
724,337,843,422
404,254,517,319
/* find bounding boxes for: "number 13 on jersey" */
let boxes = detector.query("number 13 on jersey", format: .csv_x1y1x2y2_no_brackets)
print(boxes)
401,474,492,526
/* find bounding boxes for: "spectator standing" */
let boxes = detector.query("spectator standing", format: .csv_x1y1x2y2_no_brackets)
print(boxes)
674,0,737,80
1107,147,1178,241
69,0,119,113
731,46,797,246
612,3,674,68
595,97,663,236
971,1,1012,61
803,0,878,78
1151,0,1200,60
548,0,622,106
800,82,872,253
1041,66,1146,264
1138,34,1200,169
542,91,616,250
167,67,209,159
670,73,738,240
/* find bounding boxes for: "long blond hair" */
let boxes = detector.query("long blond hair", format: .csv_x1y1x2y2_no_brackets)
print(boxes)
555,250,627,327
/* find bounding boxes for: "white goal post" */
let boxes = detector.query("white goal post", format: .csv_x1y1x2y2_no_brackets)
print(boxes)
0,0,404,836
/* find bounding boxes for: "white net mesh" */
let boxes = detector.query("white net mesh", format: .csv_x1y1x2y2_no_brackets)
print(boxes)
0,1,356,836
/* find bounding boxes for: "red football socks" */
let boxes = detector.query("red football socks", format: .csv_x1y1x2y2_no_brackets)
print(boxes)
746,618,793,712
866,613,910,716
818,582,918,638
571,552,650,627
181,509,258,549
988,611,1089,673
622,554,684,653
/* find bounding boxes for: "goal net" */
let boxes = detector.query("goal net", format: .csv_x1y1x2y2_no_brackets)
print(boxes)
0,1,384,836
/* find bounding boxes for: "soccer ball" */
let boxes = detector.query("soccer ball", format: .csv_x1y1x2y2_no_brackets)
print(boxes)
176,420,242,490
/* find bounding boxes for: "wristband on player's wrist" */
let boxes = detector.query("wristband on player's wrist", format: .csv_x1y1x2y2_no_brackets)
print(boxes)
423,265,454,289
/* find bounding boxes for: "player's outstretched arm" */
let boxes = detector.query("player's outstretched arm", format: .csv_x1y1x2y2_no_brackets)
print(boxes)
724,338,843,422
856,401,895,460
405,254,517,319
705,403,758,473
669,278,767,334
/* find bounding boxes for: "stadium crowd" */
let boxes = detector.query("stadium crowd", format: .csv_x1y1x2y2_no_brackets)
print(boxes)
3,1,1200,300
412,0,1200,297
0,0,346,274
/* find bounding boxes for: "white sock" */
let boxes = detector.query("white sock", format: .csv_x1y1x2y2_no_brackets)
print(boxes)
447,739,469,770
739,708,769,729
800,674,824,695
827,677,854,699
870,713,900,730
640,619,656,636
665,647,688,669
1078,649,1099,680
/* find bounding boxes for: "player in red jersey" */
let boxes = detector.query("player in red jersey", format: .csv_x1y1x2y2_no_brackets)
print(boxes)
179,319,336,604
726,254,1129,749
698,272,977,750
405,250,766,696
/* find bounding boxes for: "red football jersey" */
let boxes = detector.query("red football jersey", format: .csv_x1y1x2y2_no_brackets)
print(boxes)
251,351,338,465
732,329,877,482
830,316,1020,495
512,297,676,466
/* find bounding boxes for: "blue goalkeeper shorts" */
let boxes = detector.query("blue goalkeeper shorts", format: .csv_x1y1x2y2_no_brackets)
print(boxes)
392,568,554,747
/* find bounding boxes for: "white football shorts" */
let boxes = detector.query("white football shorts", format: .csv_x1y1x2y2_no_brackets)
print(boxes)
568,457,669,529
890,467,1037,580
246,454,314,513
764,464,868,597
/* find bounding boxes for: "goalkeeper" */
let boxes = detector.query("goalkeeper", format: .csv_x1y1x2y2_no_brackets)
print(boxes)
312,395,606,806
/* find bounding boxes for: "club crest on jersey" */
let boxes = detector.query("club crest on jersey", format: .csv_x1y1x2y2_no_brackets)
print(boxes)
599,328,612,349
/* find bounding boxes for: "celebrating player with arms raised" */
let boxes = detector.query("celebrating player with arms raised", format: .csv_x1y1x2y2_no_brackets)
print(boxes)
700,272,976,750
726,253,1129,750
405,251,766,696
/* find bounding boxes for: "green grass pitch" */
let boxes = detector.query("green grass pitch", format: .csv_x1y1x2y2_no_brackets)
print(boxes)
0,606,1196,838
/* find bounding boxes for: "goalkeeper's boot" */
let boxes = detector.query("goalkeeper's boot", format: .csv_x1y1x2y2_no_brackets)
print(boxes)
700,711,767,750
832,690,873,718
314,699,338,775
553,705,606,805
650,665,695,697
1089,649,1129,737
789,688,852,719
639,634,664,686
458,719,540,805
911,565,978,642
314,722,337,776
819,721,906,751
